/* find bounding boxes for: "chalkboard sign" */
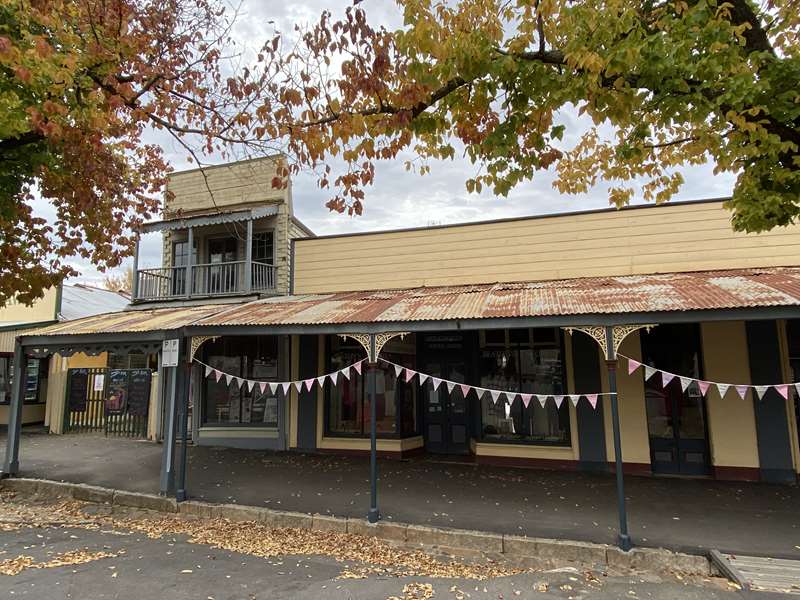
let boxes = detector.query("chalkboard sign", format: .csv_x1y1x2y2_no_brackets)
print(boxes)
105,370,129,416
67,369,89,412
127,369,151,417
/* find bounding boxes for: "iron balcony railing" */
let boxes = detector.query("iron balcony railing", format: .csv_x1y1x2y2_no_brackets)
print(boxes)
135,260,275,301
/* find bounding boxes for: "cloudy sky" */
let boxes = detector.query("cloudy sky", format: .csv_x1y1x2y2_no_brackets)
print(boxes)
53,0,736,281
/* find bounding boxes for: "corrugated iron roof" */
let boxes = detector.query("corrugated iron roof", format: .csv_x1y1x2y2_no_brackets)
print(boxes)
28,304,230,337
21,268,800,338
197,268,800,327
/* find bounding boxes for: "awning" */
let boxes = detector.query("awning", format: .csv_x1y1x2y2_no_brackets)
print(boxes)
197,267,800,327
141,205,278,233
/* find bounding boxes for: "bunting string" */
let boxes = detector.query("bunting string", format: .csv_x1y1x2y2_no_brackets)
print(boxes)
193,358,366,395
619,354,800,401
379,358,612,410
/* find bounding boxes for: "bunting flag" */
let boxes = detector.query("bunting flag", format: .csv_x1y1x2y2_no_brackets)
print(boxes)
569,395,580,407
394,364,404,378
205,365,213,378
445,381,456,394
419,373,429,385
246,379,256,393
520,393,532,408
353,361,362,375
214,369,223,383
431,377,443,391
586,394,598,409
537,395,547,408
404,369,416,383
619,355,799,403
553,395,565,409
459,384,471,398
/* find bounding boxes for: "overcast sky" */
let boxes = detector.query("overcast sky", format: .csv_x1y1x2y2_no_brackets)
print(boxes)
50,0,736,282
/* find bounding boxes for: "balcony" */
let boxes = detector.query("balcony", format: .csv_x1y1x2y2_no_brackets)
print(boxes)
134,261,276,302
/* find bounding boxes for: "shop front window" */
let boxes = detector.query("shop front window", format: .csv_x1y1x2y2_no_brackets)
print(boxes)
479,328,569,445
0,355,11,404
326,336,418,437
202,336,280,427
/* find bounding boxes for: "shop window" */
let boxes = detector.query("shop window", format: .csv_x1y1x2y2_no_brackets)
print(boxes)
252,231,274,264
0,355,11,404
326,336,418,437
202,336,280,427
478,328,569,445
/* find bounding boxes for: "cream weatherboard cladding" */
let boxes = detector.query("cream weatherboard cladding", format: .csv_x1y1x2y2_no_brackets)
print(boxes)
292,201,800,294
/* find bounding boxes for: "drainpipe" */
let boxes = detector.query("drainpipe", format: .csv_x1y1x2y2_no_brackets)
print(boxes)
605,326,632,551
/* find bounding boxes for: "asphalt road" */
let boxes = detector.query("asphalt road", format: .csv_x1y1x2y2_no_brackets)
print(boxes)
0,524,787,599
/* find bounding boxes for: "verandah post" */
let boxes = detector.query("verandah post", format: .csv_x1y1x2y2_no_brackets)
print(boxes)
367,333,380,523
176,357,191,501
2,341,26,477
159,338,182,495
605,326,632,551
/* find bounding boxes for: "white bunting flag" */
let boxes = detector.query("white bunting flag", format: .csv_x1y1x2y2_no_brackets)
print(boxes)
281,382,291,395
644,366,658,381
268,382,279,395
503,400,511,419
404,369,416,383
353,361,363,375
204,365,213,378
341,366,351,380
431,377,443,391
734,385,748,400
329,371,339,386
754,385,769,400
474,388,488,400
293,381,303,393
520,393,532,408
317,376,326,388
569,395,580,407
394,364,404,379
537,395,547,408
214,369,223,383
445,381,456,394
586,394,598,409
553,395,564,408
716,383,731,398
627,358,641,375
418,373,429,385
679,377,692,392
795,383,800,397
246,379,256,392
661,372,675,387
776,384,790,400
489,390,502,404
224,373,233,386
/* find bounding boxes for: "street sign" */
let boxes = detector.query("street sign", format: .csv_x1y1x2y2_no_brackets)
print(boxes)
162,339,180,367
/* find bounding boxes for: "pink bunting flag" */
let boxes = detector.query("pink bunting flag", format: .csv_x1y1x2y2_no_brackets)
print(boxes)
697,381,711,396
418,373,429,385
734,385,748,400
775,384,789,400
627,358,641,375
404,369,416,383
259,381,268,394
459,384,471,398
304,379,314,392
281,382,291,395
214,369,223,383
520,393,532,408
204,365,213,378
353,361,363,375
661,372,675,387
431,377,443,391
553,395,565,408
586,394,598,409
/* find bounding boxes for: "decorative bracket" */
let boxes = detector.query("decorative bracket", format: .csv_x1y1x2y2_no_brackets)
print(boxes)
564,324,656,360
340,332,410,363
190,335,218,360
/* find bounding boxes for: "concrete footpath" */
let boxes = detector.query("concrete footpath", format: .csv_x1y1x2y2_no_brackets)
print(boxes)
3,431,799,559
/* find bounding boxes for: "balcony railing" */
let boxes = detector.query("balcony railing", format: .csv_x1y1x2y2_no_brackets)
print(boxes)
135,261,276,301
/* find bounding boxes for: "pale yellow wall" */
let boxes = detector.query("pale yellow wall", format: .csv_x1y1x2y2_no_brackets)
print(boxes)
701,321,760,469
0,404,45,425
604,332,651,465
0,287,59,327
165,156,289,216
146,372,160,441
294,201,800,293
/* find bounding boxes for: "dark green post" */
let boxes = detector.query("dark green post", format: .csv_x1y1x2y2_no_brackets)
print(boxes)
367,334,380,523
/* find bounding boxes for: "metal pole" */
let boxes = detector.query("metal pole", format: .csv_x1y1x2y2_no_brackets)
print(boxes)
159,341,180,495
605,327,632,551
176,360,190,502
2,342,26,477
367,335,379,523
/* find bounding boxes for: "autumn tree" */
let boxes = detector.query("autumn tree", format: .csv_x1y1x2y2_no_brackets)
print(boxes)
0,0,280,306
262,0,799,231
102,266,134,294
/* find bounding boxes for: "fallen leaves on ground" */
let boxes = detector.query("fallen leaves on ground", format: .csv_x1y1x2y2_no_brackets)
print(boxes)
386,582,435,599
0,549,118,576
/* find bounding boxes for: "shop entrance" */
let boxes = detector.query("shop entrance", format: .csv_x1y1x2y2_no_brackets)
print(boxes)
420,334,470,455
641,325,710,476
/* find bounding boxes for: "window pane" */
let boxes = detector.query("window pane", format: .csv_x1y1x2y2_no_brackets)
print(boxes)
328,340,363,434
0,357,10,404
24,359,41,403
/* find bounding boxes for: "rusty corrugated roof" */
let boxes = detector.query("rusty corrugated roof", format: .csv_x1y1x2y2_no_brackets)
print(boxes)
27,304,230,337
197,267,800,327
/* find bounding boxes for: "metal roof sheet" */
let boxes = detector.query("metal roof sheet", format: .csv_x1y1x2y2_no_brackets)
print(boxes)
28,304,230,337
197,267,800,327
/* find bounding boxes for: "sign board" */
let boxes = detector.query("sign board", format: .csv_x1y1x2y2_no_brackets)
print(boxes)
162,339,179,367
67,369,89,412
127,369,152,417
105,370,128,415
93,373,106,392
